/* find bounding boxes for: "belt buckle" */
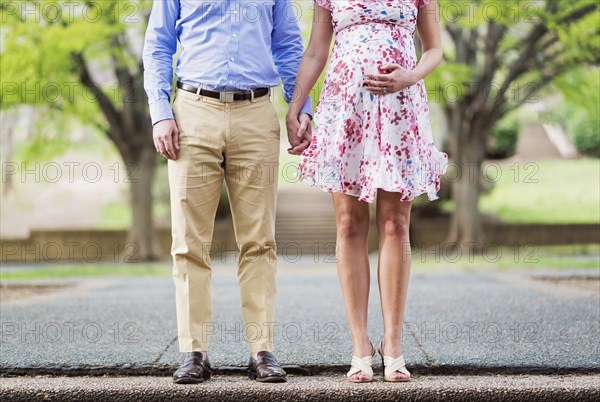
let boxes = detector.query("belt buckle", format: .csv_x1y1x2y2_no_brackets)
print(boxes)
219,91,235,103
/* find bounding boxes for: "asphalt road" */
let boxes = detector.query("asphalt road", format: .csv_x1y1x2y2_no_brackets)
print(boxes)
1,262,598,375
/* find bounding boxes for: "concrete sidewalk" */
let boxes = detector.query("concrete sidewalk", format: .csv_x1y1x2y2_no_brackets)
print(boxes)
1,261,598,374
1,375,599,402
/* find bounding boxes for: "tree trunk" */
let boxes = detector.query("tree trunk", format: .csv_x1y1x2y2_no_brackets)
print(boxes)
448,154,484,252
1,110,16,196
124,144,159,261
445,108,489,253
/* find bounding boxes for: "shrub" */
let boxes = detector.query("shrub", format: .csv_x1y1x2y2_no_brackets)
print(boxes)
486,114,521,159
570,113,600,157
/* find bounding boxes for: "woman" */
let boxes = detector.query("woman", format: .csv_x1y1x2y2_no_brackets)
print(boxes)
286,0,448,382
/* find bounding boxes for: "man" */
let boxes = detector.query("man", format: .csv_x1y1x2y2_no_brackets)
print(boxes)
143,0,312,384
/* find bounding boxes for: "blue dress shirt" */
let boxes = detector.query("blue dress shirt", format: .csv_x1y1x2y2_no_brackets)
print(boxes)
143,0,312,125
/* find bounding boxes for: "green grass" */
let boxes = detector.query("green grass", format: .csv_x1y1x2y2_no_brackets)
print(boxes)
410,244,600,271
99,200,171,230
1,245,597,280
0,263,171,280
478,158,600,224
99,202,131,230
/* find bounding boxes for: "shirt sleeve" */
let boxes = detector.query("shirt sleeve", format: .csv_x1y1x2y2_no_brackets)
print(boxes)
142,0,180,126
271,0,313,117
418,0,434,8
315,0,332,11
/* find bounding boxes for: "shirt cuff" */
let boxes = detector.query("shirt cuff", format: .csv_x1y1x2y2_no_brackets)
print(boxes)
149,99,174,126
300,97,313,119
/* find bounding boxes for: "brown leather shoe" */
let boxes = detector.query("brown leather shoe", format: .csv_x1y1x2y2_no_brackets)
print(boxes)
248,351,287,383
173,352,211,384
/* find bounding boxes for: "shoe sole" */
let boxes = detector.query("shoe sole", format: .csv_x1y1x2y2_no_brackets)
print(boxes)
384,378,411,382
173,377,204,384
248,371,287,383
173,371,211,384
255,376,288,383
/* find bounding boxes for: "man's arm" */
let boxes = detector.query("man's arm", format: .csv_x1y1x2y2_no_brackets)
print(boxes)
271,0,312,117
271,0,313,155
143,0,179,126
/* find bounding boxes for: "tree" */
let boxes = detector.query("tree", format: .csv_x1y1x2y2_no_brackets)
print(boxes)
427,0,600,250
1,0,158,260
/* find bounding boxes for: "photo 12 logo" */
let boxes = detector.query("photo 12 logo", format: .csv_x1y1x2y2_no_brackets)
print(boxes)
0,321,140,344
1,1,142,24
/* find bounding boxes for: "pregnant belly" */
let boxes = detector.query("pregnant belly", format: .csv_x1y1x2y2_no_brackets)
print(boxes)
331,24,417,79
319,24,417,101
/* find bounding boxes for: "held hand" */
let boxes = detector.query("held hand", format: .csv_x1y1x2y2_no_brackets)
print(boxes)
153,119,180,160
296,113,313,151
286,113,312,156
363,64,420,95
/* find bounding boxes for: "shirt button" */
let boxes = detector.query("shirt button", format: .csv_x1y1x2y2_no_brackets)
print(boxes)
233,33,237,38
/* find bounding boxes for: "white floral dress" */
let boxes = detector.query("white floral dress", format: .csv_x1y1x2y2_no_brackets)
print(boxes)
297,0,448,202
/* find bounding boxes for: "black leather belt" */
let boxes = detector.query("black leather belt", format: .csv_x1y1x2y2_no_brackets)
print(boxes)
176,81,270,103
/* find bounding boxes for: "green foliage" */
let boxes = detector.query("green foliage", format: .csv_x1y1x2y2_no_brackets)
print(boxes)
430,0,600,112
424,63,471,107
554,66,600,157
486,113,521,159
551,1,600,64
555,66,600,119
0,0,152,158
1,1,124,108
571,114,600,157
15,109,72,163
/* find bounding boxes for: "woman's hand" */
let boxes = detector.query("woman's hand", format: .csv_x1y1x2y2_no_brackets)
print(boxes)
363,64,421,95
286,113,312,155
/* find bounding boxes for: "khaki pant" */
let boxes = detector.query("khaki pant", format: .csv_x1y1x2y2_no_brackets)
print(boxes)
169,88,280,353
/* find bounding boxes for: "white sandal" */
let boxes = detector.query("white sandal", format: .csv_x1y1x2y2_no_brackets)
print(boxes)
378,340,411,382
346,341,376,383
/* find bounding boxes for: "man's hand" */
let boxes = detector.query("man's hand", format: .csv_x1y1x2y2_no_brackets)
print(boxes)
153,119,180,160
285,113,312,155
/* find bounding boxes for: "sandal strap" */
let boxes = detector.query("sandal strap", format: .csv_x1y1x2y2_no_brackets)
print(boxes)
383,355,410,378
346,355,374,379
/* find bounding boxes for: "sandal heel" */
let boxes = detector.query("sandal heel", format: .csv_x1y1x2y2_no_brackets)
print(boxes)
346,341,376,383
379,340,411,382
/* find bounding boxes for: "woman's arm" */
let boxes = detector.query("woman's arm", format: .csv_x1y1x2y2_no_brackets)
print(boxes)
363,0,442,94
286,5,333,155
414,0,443,82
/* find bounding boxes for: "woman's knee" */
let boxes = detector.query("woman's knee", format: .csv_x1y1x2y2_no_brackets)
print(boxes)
377,213,410,238
336,212,368,240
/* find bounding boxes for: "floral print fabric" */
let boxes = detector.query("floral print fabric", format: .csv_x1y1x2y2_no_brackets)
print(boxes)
297,0,448,202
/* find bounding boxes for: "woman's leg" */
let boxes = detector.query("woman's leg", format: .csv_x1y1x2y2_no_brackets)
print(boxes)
332,192,372,381
376,189,412,380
